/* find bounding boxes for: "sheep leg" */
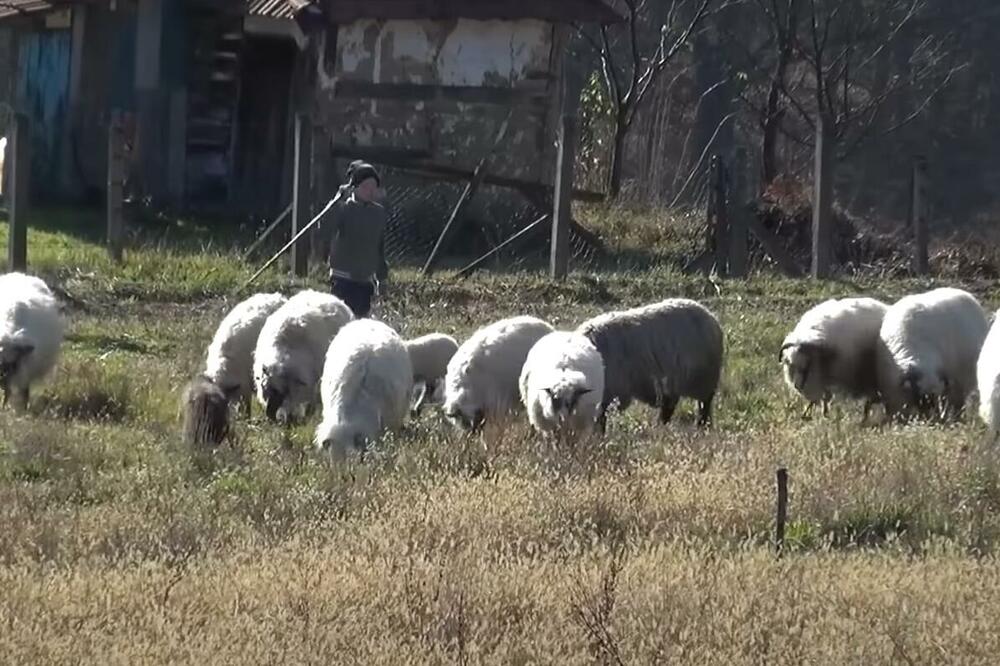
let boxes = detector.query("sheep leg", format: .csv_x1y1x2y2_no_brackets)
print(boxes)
596,404,609,435
659,395,680,424
697,395,714,427
13,386,29,412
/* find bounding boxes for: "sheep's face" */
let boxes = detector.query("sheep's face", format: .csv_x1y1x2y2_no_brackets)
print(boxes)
259,365,313,423
541,373,594,426
780,343,832,403
900,368,945,419
315,420,367,459
0,340,33,405
443,395,485,432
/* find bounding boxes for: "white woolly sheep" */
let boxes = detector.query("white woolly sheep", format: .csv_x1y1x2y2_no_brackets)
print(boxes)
0,272,65,411
182,292,287,445
443,315,554,430
519,331,605,439
253,290,354,423
405,333,459,415
977,311,1000,440
780,297,889,418
576,298,723,429
315,319,413,459
877,287,989,421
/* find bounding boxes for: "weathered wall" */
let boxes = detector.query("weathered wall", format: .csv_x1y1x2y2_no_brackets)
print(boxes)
314,18,560,182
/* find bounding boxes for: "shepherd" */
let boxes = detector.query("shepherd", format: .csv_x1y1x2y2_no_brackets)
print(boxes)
324,161,389,318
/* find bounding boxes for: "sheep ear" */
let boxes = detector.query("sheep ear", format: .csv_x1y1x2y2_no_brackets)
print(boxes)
411,383,429,416
778,342,796,362
8,342,34,360
574,387,593,398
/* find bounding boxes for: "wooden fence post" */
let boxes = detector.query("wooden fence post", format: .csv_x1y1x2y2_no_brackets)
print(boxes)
8,113,29,272
291,113,312,278
729,147,749,278
107,110,126,263
712,156,729,275
551,113,576,281
775,467,788,556
911,155,929,276
811,114,834,279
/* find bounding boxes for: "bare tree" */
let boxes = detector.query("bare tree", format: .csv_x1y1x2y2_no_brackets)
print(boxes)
576,0,721,198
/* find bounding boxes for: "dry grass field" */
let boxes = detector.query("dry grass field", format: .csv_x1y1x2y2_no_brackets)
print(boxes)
2,208,1000,663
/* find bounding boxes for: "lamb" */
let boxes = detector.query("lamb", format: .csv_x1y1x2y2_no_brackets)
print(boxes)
0,272,65,411
519,331,605,439
443,315,554,430
779,297,889,418
253,290,354,422
315,319,413,459
877,287,989,421
405,333,459,415
576,298,723,428
181,292,287,445
977,311,1000,440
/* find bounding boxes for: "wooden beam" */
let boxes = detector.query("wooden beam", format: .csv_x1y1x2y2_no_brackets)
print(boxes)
242,202,292,261
291,114,312,278
107,111,126,263
328,146,605,203
811,114,834,279
455,214,549,279
421,117,511,276
728,147,749,278
333,80,548,106
551,113,576,281
8,113,29,272
711,155,729,275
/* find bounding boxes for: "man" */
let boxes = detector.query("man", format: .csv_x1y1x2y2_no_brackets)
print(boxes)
326,162,388,317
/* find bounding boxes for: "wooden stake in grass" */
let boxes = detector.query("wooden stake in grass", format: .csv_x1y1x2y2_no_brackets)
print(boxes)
775,466,788,556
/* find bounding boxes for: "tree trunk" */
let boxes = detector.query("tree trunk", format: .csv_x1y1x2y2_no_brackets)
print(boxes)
608,119,628,198
760,90,784,187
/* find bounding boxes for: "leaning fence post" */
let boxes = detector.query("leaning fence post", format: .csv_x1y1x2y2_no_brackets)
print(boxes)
911,155,929,276
775,467,788,556
551,113,576,281
107,110,126,263
8,112,30,272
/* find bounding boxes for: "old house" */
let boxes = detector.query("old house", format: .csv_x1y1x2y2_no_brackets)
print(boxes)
0,0,618,226
0,0,305,215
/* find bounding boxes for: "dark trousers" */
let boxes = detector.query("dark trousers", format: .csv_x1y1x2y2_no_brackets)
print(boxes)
331,277,374,317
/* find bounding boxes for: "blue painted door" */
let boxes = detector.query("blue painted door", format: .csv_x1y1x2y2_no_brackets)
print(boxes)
15,29,71,198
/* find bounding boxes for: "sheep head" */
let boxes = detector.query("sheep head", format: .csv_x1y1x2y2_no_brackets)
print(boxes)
315,420,366,459
443,394,485,432
0,340,34,407
259,364,312,424
900,368,946,420
541,371,594,425
780,341,835,403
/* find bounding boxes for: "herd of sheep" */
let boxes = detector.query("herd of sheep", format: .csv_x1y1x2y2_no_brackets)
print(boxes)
4,270,1000,457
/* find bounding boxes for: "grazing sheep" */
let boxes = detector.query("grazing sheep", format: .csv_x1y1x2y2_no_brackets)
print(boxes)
253,290,354,423
443,315,554,430
405,333,459,415
779,297,889,418
977,311,1000,440
519,331,604,439
182,376,230,446
0,272,65,411
182,292,287,446
576,299,723,428
315,319,413,459
877,287,989,421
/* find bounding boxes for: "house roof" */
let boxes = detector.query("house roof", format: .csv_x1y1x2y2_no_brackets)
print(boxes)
0,0,621,24
0,0,73,21
319,0,623,24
